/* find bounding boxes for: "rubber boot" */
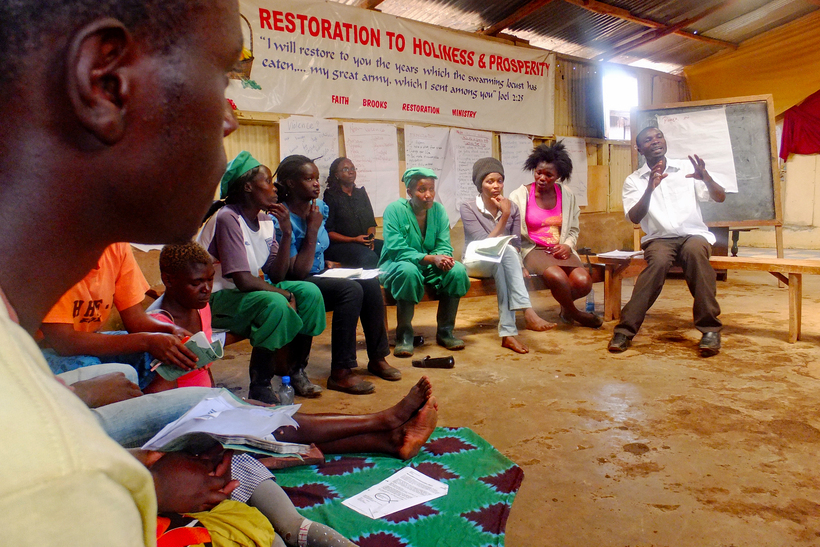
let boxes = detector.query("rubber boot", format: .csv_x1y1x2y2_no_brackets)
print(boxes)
394,300,416,357
287,334,322,398
248,347,279,404
436,296,465,350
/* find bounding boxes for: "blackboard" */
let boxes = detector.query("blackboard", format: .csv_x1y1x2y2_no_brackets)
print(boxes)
631,95,782,228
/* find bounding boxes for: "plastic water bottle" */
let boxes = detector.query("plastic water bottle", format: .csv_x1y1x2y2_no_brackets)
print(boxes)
585,288,595,313
278,376,295,405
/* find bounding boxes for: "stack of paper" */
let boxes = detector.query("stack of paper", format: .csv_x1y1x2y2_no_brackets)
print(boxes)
142,392,311,456
596,250,644,259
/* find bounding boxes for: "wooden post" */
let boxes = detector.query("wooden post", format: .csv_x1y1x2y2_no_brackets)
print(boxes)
604,266,622,321
788,272,802,343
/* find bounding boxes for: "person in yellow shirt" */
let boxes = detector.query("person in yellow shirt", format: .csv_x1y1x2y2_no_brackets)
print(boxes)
0,0,246,544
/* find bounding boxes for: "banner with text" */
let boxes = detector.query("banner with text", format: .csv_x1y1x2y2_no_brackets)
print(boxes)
231,0,555,135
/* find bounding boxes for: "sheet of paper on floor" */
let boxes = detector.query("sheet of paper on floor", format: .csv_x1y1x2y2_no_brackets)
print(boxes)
342,467,449,519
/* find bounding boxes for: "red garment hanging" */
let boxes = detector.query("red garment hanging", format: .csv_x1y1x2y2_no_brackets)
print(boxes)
780,88,820,160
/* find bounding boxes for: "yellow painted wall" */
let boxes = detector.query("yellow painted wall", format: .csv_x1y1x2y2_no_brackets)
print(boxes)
741,154,820,249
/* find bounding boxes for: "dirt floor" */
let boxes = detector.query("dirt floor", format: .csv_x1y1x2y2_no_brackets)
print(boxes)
212,267,820,547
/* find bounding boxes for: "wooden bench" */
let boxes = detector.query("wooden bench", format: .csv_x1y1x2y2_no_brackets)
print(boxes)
381,263,606,305
588,255,820,343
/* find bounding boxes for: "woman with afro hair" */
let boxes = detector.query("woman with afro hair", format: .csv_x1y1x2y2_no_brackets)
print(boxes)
509,142,602,328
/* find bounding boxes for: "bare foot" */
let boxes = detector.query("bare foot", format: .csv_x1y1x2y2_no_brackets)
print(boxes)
396,396,438,460
501,336,529,354
523,308,556,331
377,376,433,430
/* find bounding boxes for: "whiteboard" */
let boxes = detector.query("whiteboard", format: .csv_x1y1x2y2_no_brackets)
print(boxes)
342,123,400,216
500,133,533,197
279,116,339,189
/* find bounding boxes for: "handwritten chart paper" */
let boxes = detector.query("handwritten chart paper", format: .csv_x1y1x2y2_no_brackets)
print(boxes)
440,128,493,226
500,133,533,196
279,116,339,187
404,125,450,176
657,108,738,193
342,123,400,215
557,136,589,207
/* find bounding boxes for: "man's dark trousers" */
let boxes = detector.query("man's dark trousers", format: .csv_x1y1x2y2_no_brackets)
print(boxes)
614,235,722,338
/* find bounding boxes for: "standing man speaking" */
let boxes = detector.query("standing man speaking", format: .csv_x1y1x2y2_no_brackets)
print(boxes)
608,127,726,357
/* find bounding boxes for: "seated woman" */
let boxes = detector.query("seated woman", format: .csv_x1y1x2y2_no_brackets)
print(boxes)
277,155,400,395
380,168,470,357
509,142,602,328
197,151,327,403
460,157,555,354
39,242,198,392
323,157,383,269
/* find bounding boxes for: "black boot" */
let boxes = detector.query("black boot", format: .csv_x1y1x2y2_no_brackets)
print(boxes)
394,300,416,357
436,296,465,350
248,347,279,404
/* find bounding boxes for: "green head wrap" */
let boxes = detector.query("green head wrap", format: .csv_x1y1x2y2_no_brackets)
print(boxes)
220,151,262,199
401,167,438,188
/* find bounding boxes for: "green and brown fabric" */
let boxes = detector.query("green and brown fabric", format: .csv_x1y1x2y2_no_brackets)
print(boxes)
275,427,523,547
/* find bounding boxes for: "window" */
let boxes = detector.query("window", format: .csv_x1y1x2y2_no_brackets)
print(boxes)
603,70,638,141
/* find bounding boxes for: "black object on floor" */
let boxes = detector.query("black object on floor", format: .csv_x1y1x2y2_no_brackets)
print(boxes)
412,355,455,369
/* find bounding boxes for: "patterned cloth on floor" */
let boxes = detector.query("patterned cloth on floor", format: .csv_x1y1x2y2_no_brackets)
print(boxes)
274,427,524,547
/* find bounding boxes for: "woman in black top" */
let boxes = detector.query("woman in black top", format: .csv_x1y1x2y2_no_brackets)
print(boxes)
323,157,383,268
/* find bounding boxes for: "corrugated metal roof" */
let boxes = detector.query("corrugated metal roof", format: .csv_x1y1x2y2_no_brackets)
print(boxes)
331,0,819,73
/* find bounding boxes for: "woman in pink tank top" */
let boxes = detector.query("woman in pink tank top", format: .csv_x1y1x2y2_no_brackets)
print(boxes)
509,142,601,328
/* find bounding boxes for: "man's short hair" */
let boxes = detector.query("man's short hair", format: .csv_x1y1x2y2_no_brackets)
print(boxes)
159,241,212,277
635,126,661,145
0,0,195,89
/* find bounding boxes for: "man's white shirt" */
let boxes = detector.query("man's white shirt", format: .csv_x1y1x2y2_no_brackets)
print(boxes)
622,158,717,246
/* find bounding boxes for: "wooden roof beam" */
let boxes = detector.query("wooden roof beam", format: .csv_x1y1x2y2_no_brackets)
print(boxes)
478,0,556,36
360,0,387,10
601,0,740,60
562,0,738,50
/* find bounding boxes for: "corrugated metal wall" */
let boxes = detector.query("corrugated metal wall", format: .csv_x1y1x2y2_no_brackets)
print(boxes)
553,54,687,215
554,58,605,139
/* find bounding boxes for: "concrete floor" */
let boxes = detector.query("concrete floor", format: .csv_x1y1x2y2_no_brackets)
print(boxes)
213,261,820,546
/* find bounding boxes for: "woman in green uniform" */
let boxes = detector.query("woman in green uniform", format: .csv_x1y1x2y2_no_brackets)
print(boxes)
379,168,470,357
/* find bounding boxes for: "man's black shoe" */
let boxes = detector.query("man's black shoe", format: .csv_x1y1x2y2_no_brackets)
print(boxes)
608,333,631,353
699,332,721,357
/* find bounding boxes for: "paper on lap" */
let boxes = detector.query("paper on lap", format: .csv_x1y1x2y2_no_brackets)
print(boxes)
464,235,514,264
313,268,380,279
152,331,224,381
